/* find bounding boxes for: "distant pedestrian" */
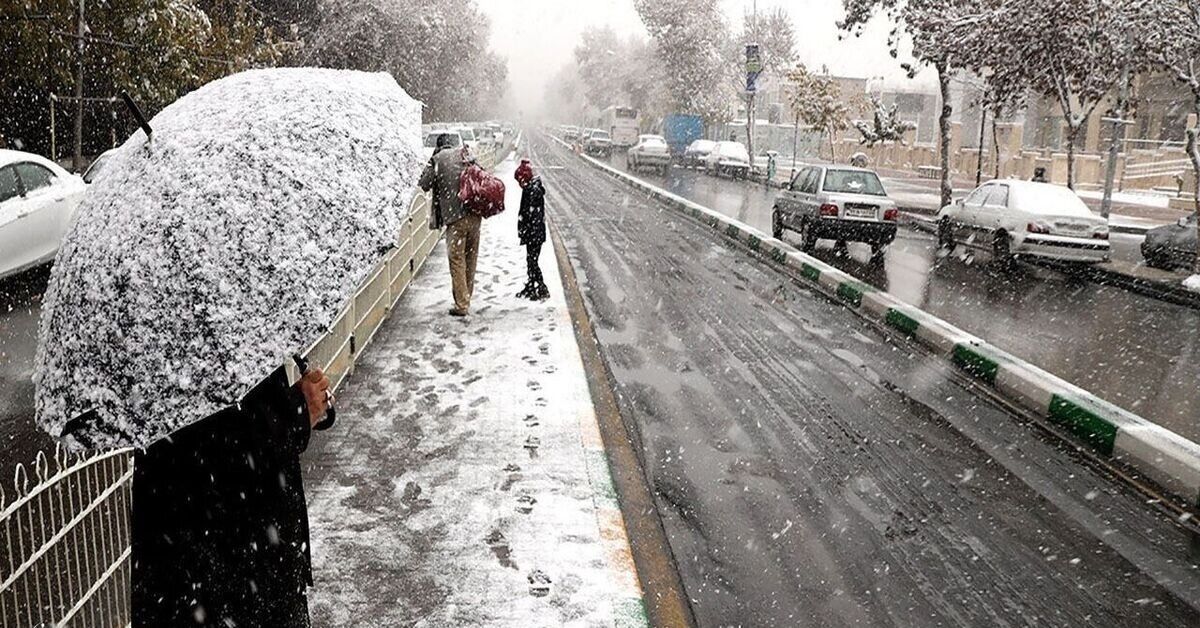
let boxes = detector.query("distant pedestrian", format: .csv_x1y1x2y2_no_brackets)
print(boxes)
132,367,331,627
515,158,548,301
420,138,481,317
1032,166,1047,183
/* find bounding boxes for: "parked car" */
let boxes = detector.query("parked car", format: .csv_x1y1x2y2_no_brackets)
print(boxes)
0,149,86,280
626,134,671,173
1141,212,1198,270
564,126,582,142
683,139,717,168
82,149,116,184
772,165,898,256
422,131,463,159
454,127,479,152
702,141,751,179
936,179,1110,264
583,130,613,157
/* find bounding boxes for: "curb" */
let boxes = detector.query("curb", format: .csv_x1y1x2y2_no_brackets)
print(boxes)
551,135,1200,509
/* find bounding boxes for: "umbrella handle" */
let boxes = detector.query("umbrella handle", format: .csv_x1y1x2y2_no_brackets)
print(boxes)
293,354,336,431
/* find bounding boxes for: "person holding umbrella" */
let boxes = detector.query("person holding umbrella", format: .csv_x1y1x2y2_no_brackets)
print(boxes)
33,69,428,627
130,366,331,626
514,158,548,301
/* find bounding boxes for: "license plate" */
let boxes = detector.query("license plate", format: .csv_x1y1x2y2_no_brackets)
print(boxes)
845,206,875,219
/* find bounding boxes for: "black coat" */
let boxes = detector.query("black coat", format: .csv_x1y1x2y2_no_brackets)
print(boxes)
518,178,546,247
131,367,313,628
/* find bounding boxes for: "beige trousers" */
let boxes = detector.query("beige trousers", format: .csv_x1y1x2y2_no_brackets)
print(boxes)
447,214,482,312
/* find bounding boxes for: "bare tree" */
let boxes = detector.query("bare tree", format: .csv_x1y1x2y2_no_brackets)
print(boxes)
1143,0,1200,272
841,0,995,208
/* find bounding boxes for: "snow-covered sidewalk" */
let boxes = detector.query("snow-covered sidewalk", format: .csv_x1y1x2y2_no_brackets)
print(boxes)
302,156,647,626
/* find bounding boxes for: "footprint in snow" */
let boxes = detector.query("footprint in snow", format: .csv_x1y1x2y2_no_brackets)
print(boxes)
527,570,552,597
515,493,537,514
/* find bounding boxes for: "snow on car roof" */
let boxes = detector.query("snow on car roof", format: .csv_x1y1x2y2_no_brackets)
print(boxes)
0,149,64,172
34,67,424,451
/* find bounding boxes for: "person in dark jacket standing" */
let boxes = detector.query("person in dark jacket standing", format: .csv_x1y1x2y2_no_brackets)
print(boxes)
515,159,548,301
131,366,330,627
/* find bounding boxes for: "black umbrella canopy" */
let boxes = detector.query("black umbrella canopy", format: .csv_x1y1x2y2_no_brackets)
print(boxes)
34,68,424,451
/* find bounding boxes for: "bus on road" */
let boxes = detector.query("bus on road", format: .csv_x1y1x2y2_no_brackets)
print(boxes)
597,106,640,147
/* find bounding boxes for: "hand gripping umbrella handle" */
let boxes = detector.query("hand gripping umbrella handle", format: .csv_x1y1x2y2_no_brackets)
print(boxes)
292,354,336,431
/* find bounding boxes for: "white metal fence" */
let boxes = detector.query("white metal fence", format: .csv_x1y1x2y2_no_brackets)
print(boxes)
0,143,505,626
1,447,132,628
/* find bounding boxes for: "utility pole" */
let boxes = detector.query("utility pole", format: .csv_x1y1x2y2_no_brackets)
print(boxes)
72,0,86,172
1101,65,1132,219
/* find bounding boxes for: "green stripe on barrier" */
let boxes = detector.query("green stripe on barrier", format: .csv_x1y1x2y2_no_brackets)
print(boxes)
800,263,821,282
588,450,621,509
747,234,761,251
1048,394,1118,455
836,281,872,307
952,344,999,385
726,223,740,238
885,309,920,336
770,247,787,263
615,598,651,628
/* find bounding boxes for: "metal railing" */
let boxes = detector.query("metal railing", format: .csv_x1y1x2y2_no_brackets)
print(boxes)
0,446,133,628
0,141,506,626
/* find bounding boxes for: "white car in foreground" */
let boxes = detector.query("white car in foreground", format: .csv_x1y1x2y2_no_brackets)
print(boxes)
937,179,1110,263
0,150,86,280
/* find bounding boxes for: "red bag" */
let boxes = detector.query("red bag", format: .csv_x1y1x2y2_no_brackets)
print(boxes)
458,163,506,218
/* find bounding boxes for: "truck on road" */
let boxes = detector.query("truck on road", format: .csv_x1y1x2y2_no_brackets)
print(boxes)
662,114,704,160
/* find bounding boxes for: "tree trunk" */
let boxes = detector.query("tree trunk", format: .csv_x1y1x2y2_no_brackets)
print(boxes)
792,114,800,173
937,61,953,209
1066,125,1077,191
993,116,1001,180
828,126,837,163
1188,126,1200,273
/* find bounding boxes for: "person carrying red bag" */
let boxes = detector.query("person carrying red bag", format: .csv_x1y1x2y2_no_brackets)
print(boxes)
419,138,482,317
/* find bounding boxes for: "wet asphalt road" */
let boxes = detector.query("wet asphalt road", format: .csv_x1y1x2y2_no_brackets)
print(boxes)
531,134,1200,627
598,153,1200,445
0,268,54,476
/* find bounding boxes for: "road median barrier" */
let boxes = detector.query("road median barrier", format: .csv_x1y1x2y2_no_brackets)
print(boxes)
552,137,1200,509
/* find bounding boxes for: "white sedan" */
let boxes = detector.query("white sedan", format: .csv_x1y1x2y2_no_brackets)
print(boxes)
702,141,751,179
936,179,1110,263
0,150,86,280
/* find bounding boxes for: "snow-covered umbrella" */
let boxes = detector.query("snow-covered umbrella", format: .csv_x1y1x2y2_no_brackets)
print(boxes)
34,68,424,451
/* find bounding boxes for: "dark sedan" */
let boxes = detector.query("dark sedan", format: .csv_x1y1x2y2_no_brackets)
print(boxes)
1141,212,1198,270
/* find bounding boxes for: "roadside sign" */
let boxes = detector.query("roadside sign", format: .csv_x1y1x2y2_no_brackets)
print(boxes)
745,43,762,93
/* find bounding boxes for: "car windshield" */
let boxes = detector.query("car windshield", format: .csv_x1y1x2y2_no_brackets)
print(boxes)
423,134,460,148
691,140,716,152
458,129,476,141
591,132,610,139
822,169,886,196
641,137,666,147
1010,183,1091,215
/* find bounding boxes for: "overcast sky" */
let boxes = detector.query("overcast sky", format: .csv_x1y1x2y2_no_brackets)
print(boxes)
478,0,933,117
